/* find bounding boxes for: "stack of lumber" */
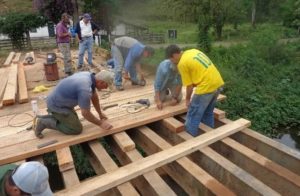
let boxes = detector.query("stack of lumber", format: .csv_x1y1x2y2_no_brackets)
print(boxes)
0,52,29,108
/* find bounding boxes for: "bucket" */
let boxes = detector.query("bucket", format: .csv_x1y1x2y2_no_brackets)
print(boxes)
44,62,59,81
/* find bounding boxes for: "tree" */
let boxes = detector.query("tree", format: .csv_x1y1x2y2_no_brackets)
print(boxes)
33,0,75,23
0,12,47,49
198,0,212,53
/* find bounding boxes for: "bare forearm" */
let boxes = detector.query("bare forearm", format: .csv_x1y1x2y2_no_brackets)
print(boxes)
82,110,102,126
174,85,182,99
91,92,102,116
186,85,193,101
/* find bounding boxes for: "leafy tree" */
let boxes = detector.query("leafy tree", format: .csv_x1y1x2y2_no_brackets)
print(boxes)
0,12,47,49
33,0,75,23
281,0,300,32
198,0,212,53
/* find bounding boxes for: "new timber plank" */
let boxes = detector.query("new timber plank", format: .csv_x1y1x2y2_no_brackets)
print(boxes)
3,52,15,66
112,132,135,152
12,53,21,63
2,63,18,105
108,133,177,196
130,126,235,196
161,116,280,196
87,140,139,196
161,117,184,133
56,118,250,195
0,68,9,108
0,101,188,165
219,118,300,176
18,63,29,103
56,147,80,188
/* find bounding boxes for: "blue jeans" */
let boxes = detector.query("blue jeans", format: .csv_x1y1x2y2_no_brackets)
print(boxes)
78,36,93,67
185,89,221,137
111,45,138,87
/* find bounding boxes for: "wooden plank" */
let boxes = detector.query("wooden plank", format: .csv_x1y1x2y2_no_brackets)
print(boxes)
56,118,250,195
210,132,300,195
12,53,21,63
87,140,139,196
56,147,75,172
0,68,9,108
112,132,135,152
161,117,184,133
161,116,280,195
3,52,15,66
219,118,300,176
2,63,18,105
108,134,177,196
129,126,235,196
56,147,79,188
18,63,29,103
0,101,188,165
214,108,226,119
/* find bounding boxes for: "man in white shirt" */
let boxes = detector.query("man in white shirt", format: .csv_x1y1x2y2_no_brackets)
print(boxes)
75,13,99,70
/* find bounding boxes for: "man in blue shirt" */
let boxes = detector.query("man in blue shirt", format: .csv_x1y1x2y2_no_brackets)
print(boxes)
111,36,154,91
34,70,114,138
154,59,182,110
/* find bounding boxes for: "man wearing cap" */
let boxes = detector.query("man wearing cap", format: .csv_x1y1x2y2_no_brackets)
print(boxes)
75,13,99,71
34,70,114,138
56,13,73,76
0,161,53,196
110,36,154,91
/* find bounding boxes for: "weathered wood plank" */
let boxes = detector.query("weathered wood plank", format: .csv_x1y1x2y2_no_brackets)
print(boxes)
130,126,235,196
214,108,226,119
3,52,15,66
18,63,29,103
56,119,250,195
0,68,9,108
2,63,18,105
108,133,177,196
87,140,139,196
112,132,135,152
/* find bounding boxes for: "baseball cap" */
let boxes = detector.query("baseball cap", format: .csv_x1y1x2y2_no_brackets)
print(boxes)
83,13,92,20
12,162,53,196
95,70,114,88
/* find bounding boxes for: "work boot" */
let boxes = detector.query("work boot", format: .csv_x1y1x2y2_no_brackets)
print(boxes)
115,86,124,91
34,117,57,139
132,79,146,86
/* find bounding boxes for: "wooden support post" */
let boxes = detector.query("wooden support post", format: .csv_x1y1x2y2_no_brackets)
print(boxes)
0,68,9,108
3,63,18,106
86,140,139,196
108,133,177,196
56,147,79,188
130,126,235,196
161,117,184,133
12,53,21,63
3,52,15,66
112,132,135,152
18,63,29,103
56,118,250,196
214,108,226,119
218,118,300,177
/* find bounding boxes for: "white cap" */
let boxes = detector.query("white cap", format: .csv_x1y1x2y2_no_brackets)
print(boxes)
12,161,53,196
95,70,114,88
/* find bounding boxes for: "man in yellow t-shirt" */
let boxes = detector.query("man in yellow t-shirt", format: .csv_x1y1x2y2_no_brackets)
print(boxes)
166,45,224,136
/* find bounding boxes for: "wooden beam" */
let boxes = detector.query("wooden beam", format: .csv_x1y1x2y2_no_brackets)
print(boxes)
161,117,184,133
112,132,135,152
0,68,9,108
3,52,15,66
129,126,235,196
56,118,250,195
12,53,21,63
108,134,177,196
163,116,281,195
86,140,139,196
2,63,18,106
56,147,75,172
214,108,226,119
218,118,300,176
56,147,80,188
18,63,29,103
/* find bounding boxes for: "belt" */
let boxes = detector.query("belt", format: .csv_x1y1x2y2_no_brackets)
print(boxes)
82,36,92,39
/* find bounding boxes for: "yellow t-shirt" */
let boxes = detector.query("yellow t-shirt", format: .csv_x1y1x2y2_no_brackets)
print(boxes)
178,49,224,95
